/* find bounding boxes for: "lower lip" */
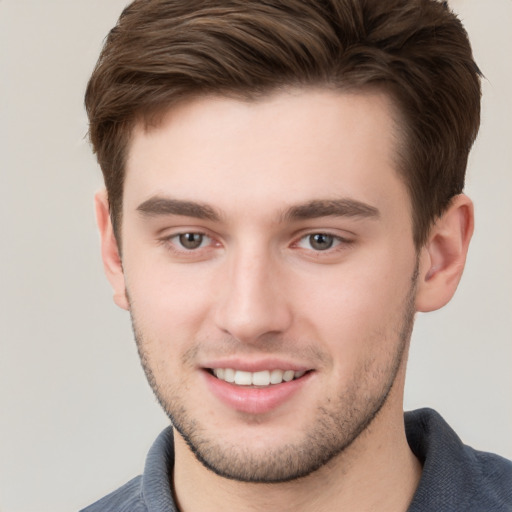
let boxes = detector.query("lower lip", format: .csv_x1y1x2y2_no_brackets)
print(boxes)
203,371,312,415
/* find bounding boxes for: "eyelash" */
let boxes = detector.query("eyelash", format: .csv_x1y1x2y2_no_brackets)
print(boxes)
160,230,353,257
294,232,352,252
161,232,216,254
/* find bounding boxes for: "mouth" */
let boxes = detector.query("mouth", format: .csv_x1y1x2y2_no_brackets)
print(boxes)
203,365,314,414
208,368,309,387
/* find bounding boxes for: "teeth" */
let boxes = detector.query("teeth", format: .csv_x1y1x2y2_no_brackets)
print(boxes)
252,370,270,386
234,370,252,385
224,368,235,383
270,369,283,384
211,368,307,386
283,370,294,382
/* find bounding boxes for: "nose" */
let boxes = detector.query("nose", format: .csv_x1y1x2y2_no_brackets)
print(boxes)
213,246,293,344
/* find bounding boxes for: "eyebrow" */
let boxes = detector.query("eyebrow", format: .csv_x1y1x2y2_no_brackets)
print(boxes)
281,199,380,221
137,197,221,221
136,196,379,223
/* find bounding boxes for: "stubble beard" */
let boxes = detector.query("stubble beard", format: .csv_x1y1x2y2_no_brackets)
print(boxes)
131,268,418,484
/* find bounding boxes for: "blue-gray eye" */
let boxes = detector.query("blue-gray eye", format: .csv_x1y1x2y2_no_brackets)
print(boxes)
178,233,205,249
308,233,334,250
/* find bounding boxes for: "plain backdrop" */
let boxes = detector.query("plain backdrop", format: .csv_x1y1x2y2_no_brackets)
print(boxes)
0,1,511,511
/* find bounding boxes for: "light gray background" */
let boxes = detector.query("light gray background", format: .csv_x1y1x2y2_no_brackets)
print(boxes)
0,1,510,511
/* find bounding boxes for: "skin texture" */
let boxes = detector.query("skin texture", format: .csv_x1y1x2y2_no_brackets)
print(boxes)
96,88,474,511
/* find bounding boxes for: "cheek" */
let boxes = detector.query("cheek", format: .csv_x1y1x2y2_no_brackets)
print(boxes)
124,258,215,348
293,251,415,356
299,264,407,323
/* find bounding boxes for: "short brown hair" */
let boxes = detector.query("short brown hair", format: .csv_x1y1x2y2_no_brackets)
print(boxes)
85,0,481,247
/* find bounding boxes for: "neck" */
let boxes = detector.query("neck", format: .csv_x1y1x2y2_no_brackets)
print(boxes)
172,397,421,512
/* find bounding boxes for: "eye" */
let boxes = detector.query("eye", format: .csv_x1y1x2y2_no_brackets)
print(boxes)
173,232,211,250
297,233,339,251
309,233,334,250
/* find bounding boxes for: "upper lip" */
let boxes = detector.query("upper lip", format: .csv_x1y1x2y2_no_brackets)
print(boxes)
201,358,312,373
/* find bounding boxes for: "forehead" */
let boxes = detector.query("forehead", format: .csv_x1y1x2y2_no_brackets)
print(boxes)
123,88,408,222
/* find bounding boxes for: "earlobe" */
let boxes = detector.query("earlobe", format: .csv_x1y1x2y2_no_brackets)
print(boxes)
95,190,129,311
416,194,474,312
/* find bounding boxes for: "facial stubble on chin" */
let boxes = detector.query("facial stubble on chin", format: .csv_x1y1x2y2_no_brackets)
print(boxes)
129,265,418,484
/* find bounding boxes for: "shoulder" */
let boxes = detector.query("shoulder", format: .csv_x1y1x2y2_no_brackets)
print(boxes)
468,448,512,506
80,427,177,512
80,475,147,512
406,408,512,511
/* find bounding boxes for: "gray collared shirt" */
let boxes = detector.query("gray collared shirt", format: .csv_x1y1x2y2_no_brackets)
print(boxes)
81,408,512,512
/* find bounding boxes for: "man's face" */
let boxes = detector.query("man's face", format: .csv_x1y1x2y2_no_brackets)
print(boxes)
118,89,419,481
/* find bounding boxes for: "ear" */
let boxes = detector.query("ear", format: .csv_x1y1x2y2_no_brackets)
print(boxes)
95,190,129,310
416,194,474,312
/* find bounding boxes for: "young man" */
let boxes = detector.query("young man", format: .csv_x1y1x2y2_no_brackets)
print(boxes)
83,0,512,510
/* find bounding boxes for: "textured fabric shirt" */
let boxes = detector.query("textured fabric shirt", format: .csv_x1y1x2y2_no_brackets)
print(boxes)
81,408,512,511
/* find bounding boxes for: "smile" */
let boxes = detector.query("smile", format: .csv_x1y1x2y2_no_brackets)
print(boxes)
211,368,307,387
